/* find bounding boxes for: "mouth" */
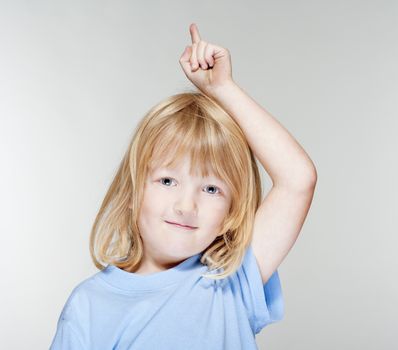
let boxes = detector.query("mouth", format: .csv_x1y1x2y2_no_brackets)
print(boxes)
165,220,198,230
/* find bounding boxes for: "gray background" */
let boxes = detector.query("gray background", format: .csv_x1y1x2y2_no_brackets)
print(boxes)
0,0,396,349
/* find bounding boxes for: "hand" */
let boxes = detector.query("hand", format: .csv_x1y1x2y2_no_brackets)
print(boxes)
179,23,234,97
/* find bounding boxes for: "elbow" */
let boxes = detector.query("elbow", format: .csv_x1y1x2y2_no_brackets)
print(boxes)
306,171,318,191
272,160,318,192
306,164,318,186
287,166,318,192
299,158,318,189
301,164,318,190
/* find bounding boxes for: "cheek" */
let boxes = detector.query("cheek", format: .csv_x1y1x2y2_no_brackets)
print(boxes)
141,184,166,211
201,203,229,229
138,188,162,227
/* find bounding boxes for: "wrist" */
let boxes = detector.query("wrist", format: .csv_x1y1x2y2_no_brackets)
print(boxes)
207,80,241,103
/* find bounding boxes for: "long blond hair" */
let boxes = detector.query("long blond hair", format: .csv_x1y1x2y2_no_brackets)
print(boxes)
89,89,263,280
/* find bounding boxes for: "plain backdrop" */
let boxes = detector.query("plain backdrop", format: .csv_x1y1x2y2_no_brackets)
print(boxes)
0,1,397,349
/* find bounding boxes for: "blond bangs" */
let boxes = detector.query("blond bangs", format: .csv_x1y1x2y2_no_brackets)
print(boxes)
148,112,233,187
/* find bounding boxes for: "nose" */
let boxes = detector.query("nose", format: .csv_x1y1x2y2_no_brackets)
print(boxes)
173,189,197,215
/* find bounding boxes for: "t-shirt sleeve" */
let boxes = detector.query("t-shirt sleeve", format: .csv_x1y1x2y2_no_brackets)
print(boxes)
232,244,284,335
49,302,86,349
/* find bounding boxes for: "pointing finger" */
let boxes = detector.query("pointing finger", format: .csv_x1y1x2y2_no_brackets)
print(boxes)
189,23,201,44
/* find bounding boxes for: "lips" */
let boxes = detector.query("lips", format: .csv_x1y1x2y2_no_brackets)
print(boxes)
165,220,197,229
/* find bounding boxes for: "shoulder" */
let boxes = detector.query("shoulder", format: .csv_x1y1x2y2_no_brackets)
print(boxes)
60,270,104,318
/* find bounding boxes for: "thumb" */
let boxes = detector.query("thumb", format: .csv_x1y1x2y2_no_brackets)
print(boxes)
179,45,193,73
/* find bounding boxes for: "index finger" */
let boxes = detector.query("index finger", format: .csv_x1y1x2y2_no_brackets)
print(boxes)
189,23,201,44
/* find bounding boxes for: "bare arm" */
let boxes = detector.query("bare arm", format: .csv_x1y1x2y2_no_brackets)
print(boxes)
180,23,318,284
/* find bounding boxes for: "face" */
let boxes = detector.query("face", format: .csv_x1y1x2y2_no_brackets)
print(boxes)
132,154,232,274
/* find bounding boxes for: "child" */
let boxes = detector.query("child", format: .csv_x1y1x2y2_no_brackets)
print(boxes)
50,23,317,349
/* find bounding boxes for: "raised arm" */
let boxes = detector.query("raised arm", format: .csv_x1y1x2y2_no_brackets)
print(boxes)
180,23,317,284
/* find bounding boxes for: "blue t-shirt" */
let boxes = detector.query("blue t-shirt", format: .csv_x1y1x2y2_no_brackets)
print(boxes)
50,244,284,349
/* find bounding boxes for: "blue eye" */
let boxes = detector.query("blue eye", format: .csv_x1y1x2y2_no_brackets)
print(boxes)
159,177,221,195
160,177,175,186
204,185,221,195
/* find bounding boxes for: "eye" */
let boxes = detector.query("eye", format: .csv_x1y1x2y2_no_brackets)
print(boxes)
204,185,222,195
159,177,222,195
159,177,175,186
